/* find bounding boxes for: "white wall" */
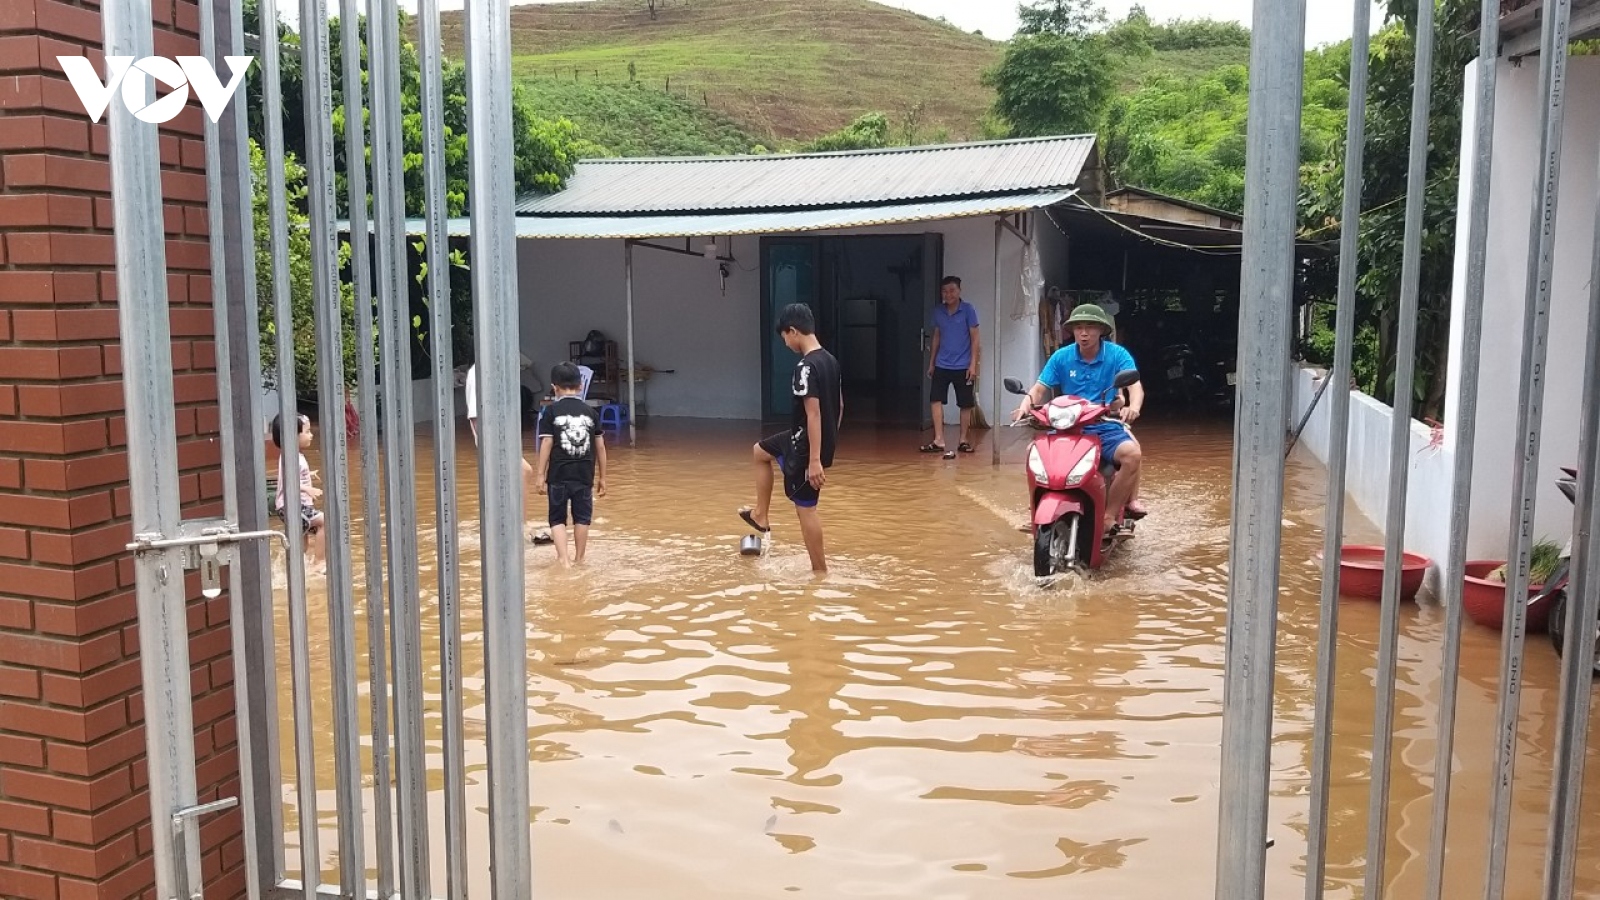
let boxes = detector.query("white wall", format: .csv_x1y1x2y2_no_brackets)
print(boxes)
494,216,1039,424
1444,57,1598,560
1291,367,1456,580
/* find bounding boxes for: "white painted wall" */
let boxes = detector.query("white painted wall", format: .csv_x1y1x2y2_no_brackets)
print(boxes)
1291,367,1455,580
476,216,1041,425
1444,56,1597,561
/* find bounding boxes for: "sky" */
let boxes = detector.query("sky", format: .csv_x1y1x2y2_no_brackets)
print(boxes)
387,0,1387,50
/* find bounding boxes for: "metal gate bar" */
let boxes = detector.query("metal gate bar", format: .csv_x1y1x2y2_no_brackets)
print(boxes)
335,0,399,888
367,0,433,893
1302,0,1374,894
103,0,204,896
1214,1,1305,896
199,0,270,895
415,0,471,895
297,0,369,892
1541,111,1600,900
256,0,323,891
1485,3,1572,897
1364,1,1437,896
465,0,535,892
1424,2,1501,897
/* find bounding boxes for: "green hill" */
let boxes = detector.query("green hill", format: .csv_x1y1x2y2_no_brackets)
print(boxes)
440,0,1002,149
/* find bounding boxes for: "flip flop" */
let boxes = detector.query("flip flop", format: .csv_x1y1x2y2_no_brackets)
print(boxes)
919,442,947,454
958,442,975,454
942,449,956,459
738,508,770,534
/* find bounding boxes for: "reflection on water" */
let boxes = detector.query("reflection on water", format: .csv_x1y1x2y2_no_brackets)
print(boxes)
268,416,1600,898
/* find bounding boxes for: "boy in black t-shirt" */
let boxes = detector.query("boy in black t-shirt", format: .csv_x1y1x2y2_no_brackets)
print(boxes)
740,303,843,574
536,362,607,566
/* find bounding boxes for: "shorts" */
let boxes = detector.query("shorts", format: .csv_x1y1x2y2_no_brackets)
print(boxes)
759,432,821,508
930,367,977,409
279,502,321,534
1086,422,1134,464
548,481,594,527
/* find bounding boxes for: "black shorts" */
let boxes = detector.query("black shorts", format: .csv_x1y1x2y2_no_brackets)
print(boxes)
930,367,976,408
548,482,594,527
758,432,821,508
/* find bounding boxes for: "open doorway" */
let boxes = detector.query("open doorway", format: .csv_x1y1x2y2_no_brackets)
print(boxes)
760,233,943,427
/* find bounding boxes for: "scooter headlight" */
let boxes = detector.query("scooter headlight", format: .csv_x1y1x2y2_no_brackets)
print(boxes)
1028,445,1049,486
1046,402,1082,431
1067,448,1098,487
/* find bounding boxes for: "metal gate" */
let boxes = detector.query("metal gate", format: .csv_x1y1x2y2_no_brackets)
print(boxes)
102,0,1599,896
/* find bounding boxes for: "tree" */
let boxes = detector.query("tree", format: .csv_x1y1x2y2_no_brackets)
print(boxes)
801,112,892,152
1017,0,1105,38
1298,0,1476,422
251,139,361,393
983,33,1115,137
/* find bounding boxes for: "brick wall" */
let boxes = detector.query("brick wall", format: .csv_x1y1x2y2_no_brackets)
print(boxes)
0,1,246,898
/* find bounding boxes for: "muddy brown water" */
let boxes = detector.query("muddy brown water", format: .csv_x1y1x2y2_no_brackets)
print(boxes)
267,416,1600,899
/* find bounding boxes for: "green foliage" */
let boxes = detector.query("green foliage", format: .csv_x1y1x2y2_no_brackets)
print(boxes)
983,32,1115,137
801,112,892,152
1101,44,1348,214
1298,0,1477,420
251,139,362,392
1017,0,1106,38
514,76,759,157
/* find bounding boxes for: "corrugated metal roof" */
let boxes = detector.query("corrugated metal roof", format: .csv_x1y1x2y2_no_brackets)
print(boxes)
516,136,1097,216
345,191,1076,240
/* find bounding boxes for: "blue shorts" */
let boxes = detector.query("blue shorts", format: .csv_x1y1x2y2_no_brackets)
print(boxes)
1086,422,1133,463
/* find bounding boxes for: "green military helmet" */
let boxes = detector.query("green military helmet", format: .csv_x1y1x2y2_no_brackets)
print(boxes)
1064,303,1114,334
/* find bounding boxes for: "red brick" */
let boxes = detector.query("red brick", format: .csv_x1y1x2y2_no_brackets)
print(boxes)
0,36,41,73
0,801,50,837
0,526,25,559
0,733,44,766
0,312,9,340
183,204,209,236
0,665,40,700
13,831,137,880
0,595,31,627
40,656,139,707
46,726,144,777
0,865,57,900
18,381,125,417
165,239,209,271
0,386,14,416
31,0,104,44
0,631,120,673
162,204,182,235
59,857,152,900
0,154,110,193
36,39,101,77
53,272,102,304
51,790,149,846
187,624,231,666
0,458,19,489
0,420,108,456
103,347,120,377
0,492,72,528
174,0,199,34
1,766,131,812
35,590,135,641
27,452,128,492
0,697,125,742
0,346,63,379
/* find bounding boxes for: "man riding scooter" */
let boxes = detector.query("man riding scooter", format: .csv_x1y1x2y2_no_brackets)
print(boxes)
1013,303,1146,538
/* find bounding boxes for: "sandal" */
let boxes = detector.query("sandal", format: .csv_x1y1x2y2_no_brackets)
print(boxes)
919,442,947,454
957,442,975,454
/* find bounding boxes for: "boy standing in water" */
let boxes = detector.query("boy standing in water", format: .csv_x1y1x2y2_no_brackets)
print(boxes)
536,362,607,566
739,303,843,574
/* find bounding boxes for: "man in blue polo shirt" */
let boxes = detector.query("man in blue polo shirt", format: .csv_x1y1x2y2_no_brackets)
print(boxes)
922,275,981,457
1012,303,1146,535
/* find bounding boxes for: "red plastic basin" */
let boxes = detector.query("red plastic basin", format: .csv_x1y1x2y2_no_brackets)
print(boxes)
1325,545,1431,602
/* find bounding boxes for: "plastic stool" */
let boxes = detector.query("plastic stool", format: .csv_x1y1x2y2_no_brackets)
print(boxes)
599,403,629,430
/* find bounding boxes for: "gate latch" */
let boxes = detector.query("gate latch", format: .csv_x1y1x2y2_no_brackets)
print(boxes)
128,519,286,599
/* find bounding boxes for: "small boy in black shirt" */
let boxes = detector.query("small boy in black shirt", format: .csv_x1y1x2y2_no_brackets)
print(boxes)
536,362,607,566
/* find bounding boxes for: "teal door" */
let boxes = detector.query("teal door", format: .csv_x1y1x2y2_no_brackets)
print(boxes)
762,239,820,420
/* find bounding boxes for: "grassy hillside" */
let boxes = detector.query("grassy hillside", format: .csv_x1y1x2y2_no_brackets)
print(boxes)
516,77,764,156
439,0,1003,146
1114,45,1250,92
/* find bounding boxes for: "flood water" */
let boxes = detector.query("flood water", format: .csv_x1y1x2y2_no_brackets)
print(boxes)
268,415,1600,899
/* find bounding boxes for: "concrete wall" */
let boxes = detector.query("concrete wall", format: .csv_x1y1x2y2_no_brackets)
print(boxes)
1444,57,1598,560
1291,368,1456,578
463,215,1042,425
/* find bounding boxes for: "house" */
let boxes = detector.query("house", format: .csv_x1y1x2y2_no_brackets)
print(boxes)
392,136,1281,451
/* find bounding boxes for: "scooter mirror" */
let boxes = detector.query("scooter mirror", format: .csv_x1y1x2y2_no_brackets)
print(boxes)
1113,369,1142,389
1002,377,1027,396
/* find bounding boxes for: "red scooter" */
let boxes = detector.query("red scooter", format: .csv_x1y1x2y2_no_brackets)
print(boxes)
1004,370,1143,577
